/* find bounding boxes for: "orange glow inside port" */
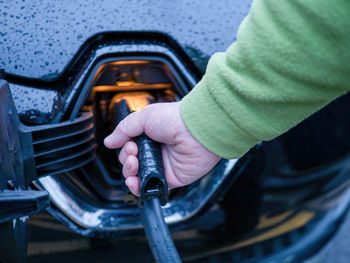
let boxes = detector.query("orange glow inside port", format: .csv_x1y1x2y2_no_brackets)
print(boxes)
109,91,154,112
101,60,153,66
89,59,178,102
116,81,142,87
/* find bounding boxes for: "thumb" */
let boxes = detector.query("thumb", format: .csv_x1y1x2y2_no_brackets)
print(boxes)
104,110,146,149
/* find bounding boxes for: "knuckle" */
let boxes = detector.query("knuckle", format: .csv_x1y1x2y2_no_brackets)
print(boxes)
116,118,128,133
125,141,133,154
118,151,125,163
122,165,129,177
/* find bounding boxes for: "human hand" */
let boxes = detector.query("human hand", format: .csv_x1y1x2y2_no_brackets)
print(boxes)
104,101,221,196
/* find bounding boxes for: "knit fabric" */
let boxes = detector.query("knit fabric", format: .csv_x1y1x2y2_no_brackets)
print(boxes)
180,0,350,159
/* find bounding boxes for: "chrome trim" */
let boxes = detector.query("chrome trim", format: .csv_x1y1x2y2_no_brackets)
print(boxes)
67,44,197,120
32,43,237,235
36,159,237,233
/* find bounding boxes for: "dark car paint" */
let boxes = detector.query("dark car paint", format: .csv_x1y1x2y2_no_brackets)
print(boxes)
1,1,350,262
2,0,350,201
6,34,201,125
2,0,350,192
0,0,251,127
0,0,251,79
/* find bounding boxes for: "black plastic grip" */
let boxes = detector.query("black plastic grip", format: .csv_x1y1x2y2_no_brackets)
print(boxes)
136,133,168,207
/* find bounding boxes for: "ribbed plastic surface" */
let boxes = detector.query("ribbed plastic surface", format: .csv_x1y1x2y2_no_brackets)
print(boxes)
137,133,168,206
32,112,96,177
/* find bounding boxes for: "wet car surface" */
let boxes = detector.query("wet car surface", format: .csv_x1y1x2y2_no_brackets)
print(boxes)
0,0,250,78
2,1,350,262
27,208,350,263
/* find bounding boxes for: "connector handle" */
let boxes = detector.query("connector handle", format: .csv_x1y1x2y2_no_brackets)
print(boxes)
136,133,168,207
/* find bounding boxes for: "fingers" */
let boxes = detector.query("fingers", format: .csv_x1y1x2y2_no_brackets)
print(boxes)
104,110,146,149
125,176,141,196
103,110,145,196
118,141,138,164
122,155,140,196
122,155,139,178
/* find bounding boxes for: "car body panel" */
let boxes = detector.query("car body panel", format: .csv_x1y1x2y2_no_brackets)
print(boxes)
0,0,251,79
1,1,350,262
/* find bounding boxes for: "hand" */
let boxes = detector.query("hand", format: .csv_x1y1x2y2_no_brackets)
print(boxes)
104,101,221,196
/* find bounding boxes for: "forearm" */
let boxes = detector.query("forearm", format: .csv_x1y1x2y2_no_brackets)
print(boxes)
180,0,350,159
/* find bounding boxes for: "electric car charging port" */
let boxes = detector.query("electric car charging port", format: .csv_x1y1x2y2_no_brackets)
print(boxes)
77,59,184,202
33,53,238,237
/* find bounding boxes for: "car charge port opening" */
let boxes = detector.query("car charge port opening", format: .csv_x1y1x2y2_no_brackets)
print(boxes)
79,59,180,203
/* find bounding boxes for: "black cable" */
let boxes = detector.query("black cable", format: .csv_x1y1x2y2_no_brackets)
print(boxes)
137,133,182,262
140,198,182,263
110,93,182,262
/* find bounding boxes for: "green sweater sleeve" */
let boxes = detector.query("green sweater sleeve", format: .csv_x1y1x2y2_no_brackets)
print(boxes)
180,0,350,159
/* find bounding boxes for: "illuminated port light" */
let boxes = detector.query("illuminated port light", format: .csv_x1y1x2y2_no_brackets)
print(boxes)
79,59,182,202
